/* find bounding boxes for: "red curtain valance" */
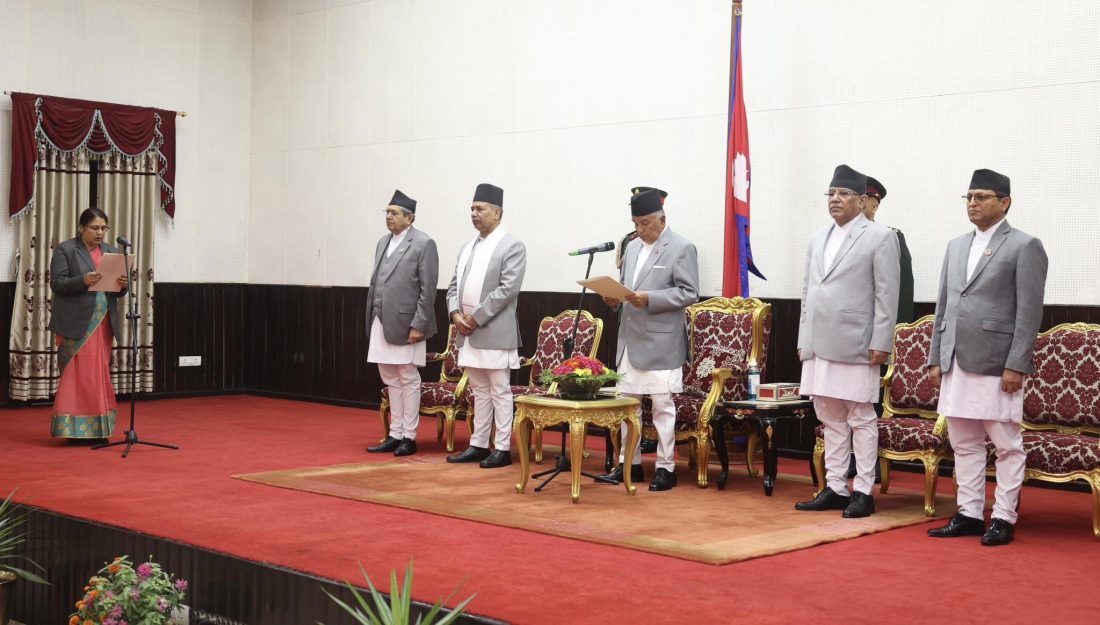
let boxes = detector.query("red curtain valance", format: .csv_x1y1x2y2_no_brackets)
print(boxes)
8,92,177,219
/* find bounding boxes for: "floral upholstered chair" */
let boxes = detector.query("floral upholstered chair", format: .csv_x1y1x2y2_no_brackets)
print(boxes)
473,309,602,461
378,325,471,452
632,297,772,487
986,322,1100,538
812,315,948,516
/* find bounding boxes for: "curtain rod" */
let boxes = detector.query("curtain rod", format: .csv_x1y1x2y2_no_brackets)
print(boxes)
3,91,187,117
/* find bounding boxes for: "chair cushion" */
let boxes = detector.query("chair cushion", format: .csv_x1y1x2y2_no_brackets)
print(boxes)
814,418,943,454
887,320,939,413
878,417,943,453
639,395,708,433
527,314,600,383
462,382,547,407
1023,328,1100,429
420,382,460,409
987,431,1100,475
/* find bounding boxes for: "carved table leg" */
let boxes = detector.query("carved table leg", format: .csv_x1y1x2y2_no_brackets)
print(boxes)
621,414,639,496
759,416,778,496
514,413,532,495
568,417,587,503
713,415,729,491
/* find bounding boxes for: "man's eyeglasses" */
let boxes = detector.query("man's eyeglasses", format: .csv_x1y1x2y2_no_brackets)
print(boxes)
824,189,861,199
962,193,1004,203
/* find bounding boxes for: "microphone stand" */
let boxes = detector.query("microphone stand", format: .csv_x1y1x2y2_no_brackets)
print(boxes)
531,250,601,491
93,240,178,458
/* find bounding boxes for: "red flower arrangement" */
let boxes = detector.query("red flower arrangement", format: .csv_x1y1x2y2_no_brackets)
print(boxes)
540,355,621,399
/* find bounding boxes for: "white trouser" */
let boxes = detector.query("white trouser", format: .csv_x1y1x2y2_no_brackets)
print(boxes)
947,417,1025,524
815,396,878,496
378,363,421,441
466,367,513,451
618,393,676,471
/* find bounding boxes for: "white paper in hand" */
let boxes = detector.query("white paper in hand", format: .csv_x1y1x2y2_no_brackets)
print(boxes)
577,276,635,299
90,253,132,292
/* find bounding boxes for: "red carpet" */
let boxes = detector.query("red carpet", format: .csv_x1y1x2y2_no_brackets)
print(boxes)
2,395,1099,625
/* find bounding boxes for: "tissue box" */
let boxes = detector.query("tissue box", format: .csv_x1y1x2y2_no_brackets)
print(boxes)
757,383,800,402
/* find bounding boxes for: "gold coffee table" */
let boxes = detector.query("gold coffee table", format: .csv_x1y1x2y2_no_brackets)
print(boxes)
513,394,641,503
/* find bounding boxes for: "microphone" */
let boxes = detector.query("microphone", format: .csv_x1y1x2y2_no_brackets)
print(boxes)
116,236,132,248
568,242,615,256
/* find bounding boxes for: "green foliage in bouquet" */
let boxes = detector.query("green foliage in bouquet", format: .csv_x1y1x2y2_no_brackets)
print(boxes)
69,555,187,625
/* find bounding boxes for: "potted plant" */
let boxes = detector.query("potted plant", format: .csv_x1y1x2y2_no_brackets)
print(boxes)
0,489,48,625
322,559,473,625
540,355,621,399
68,555,187,625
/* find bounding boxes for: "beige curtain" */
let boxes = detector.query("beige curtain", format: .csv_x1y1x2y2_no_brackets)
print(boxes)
7,147,156,401
98,151,157,394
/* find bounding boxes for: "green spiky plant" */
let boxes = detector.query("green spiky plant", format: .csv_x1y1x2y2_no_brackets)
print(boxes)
320,560,473,625
0,489,48,585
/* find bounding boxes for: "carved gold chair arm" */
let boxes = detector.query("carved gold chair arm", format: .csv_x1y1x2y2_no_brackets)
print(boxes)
453,370,471,399
425,350,448,363
519,356,535,368
698,367,734,427
931,413,949,439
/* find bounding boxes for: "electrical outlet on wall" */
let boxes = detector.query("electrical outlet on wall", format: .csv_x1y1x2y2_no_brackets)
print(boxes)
178,356,202,367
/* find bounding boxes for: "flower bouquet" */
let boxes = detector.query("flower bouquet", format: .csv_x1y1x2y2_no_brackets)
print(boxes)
69,556,187,625
539,355,621,400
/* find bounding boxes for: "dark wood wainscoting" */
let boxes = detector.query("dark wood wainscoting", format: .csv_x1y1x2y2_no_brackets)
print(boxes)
4,281,1099,456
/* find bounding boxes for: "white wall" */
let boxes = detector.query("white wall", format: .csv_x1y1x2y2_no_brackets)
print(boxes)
4,1,1097,306
250,0,1100,306
0,0,252,283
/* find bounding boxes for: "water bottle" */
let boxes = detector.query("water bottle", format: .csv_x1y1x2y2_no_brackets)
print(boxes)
747,359,760,401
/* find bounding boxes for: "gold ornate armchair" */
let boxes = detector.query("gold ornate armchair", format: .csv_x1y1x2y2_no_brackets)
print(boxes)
467,309,603,460
627,297,772,487
812,315,947,516
378,324,471,452
986,322,1100,538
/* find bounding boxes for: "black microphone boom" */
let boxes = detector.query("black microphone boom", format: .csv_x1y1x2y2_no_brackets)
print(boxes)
116,236,133,248
568,242,615,256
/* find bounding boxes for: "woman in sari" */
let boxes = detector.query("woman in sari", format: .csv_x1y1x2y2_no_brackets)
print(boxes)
48,208,129,440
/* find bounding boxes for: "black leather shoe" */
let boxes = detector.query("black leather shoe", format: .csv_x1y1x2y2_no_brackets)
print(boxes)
595,463,644,484
795,487,851,511
927,512,986,538
393,438,417,457
479,449,512,468
367,436,401,453
446,446,490,464
842,491,875,518
981,518,1015,546
648,467,678,491
640,439,658,454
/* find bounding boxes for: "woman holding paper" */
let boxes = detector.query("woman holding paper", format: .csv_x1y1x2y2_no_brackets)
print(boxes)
47,208,129,440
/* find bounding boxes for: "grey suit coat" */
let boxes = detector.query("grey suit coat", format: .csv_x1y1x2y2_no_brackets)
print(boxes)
365,226,439,345
48,237,126,340
928,221,1048,376
798,214,900,363
615,227,699,371
445,231,526,350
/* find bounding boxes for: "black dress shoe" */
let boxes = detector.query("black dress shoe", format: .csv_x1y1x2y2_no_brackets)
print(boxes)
842,491,875,518
367,436,401,453
640,439,658,454
446,446,490,464
479,449,512,468
795,487,851,511
981,518,1015,546
393,439,417,457
595,463,644,484
648,467,678,491
927,512,986,538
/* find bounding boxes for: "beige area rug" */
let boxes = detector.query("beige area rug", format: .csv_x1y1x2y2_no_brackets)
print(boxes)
234,452,952,565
